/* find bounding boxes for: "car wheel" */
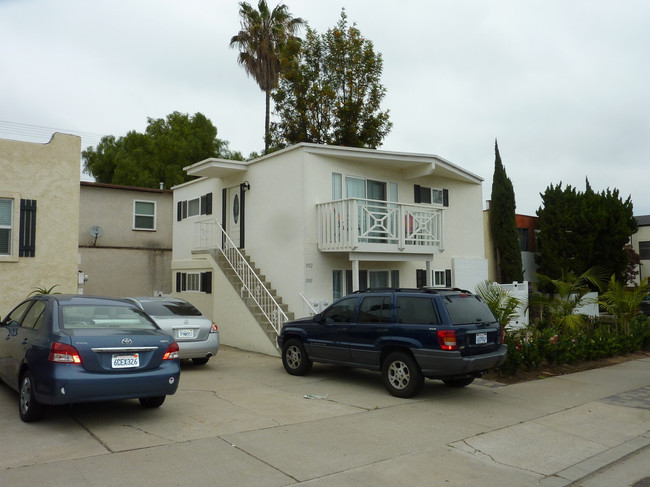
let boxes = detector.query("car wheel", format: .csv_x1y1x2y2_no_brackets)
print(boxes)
19,371,45,422
382,351,424,398
139,396,166,408
442,377,475,388
192,357,210,366
282,339,313,376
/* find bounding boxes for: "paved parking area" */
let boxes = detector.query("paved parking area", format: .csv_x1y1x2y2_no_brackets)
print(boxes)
1,346,650,486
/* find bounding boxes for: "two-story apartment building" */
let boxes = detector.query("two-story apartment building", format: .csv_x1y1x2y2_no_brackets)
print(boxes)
78,181,173,297
631,215,650,284
0,133,81,316
172,143,488,355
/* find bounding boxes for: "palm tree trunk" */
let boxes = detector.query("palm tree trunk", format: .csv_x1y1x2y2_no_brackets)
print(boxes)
264,89,270,154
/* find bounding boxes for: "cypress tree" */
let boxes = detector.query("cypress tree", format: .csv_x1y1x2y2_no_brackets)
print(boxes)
489,140,524,283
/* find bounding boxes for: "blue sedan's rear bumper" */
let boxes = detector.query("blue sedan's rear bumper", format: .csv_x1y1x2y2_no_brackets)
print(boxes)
32,361,181,406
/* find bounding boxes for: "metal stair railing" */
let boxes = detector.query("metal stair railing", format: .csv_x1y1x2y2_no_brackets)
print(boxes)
195,219,288,335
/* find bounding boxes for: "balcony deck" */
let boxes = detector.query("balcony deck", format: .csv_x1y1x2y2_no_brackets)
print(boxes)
316,198,443,254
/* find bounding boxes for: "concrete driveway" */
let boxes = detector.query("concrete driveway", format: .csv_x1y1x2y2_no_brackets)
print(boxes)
1,346,649,486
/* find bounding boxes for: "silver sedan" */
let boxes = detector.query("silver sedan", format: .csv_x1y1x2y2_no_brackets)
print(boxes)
124,297,219,365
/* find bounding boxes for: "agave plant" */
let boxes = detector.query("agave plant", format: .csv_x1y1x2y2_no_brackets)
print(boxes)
28,284,60,296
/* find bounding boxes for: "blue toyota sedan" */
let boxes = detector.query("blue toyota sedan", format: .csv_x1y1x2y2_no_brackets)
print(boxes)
0,294,181,422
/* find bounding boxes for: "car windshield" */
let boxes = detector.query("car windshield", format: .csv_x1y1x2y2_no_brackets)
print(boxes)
61,305,158,330
140,301,202,317
443,295,498,325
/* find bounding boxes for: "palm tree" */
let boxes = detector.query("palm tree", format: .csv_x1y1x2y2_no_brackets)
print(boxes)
230,1,304,154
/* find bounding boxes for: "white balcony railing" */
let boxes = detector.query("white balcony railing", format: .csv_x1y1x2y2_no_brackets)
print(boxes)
317,198,443,253
194,219,288,335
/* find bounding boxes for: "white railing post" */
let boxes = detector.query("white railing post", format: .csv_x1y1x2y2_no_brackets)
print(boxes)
195,219,288,336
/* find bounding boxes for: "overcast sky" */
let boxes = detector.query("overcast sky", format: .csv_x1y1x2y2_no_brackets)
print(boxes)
1,0,649,216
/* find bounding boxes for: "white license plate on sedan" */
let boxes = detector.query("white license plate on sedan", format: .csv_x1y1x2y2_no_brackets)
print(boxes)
178,329,194,338
475,333,488,344
112,353,139,368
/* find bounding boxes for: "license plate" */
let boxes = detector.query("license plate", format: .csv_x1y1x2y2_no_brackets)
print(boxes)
112,353,139,368
178,329,194,338
475,333,488,344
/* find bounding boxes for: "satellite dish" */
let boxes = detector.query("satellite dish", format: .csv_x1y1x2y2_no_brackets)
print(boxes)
89,225,104,238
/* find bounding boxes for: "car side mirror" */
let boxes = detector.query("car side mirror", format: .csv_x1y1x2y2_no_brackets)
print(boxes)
313,313,322,322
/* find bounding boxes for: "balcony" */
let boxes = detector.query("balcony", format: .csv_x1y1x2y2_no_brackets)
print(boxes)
316,198,443,254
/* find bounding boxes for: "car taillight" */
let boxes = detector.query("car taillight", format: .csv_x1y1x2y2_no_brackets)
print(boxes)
163,342,180,360
210,322,218,333
437,330,458,351
49,342,82,364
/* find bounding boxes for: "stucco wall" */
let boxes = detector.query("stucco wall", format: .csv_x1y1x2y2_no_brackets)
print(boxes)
78,182,173,297
0,133,80,316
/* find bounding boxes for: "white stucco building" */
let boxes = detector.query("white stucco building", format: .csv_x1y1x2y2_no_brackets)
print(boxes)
172,144,488,355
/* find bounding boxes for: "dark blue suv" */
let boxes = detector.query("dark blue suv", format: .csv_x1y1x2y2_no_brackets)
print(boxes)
277,288,507,397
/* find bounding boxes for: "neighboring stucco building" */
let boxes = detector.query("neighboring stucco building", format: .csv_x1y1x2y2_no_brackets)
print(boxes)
483,210,538,284
0,133,81,316
631,214,650,283
172,143,488,355
78,182,173,297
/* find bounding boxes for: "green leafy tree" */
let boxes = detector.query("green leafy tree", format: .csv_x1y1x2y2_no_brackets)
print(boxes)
271,9,392,149
83,112,241,189
489,140,523,283
230,0,304,154
536,181,637,282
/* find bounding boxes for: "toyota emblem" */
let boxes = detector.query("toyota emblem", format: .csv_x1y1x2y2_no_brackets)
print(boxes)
121,338,133,345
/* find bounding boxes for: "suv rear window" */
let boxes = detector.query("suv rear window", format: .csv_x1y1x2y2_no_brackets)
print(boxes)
396,296,438,325
443,295,497,325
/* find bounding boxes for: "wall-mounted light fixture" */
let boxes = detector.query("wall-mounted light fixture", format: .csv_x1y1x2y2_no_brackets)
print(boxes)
241,181,251,192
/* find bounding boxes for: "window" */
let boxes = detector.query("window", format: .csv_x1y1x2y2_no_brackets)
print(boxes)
339,269,400,295
21,300,46,330
332,270,343,300
414,185,449,207
640,241,650,260
134,200,156,230
175,271,212,293
177,193,213,221
0,198,12,255
322,296,358,323
397,297,438,325
358,296,391,323
518,228,530,251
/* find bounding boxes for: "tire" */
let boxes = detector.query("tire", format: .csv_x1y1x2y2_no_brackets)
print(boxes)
139,396,166,408
282,339,313,376
442,377,475,388
19,371,45,422
381,351,424,398
192,357,210,366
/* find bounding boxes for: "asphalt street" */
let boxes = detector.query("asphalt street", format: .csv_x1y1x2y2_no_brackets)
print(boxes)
1,346,649,486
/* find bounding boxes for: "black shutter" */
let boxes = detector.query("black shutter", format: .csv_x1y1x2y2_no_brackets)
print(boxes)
181,273,187,291
176,272,182,292
443,189,449,207
359,270,368,291
177,201,182,221
221,189,227,249
201,271,212,294
445,269,452,287
200,195,207,215
19,199,37,257
205,193,213,215
182,201,188,219
345,270,352,295
416,269,426,288
414,185,421,203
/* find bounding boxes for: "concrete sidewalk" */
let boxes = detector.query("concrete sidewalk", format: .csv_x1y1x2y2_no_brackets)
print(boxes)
1,346,649,486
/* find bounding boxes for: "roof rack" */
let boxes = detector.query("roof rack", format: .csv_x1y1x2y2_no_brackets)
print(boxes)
353,287,472,295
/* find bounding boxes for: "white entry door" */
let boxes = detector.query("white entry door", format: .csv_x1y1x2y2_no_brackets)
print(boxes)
226,186,241,247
